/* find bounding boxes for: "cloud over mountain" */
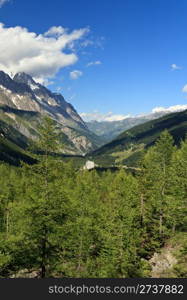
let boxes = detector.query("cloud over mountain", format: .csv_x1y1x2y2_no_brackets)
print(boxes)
81,105,187,122
152,104,187,113
80,111,130,122
0,23,89,84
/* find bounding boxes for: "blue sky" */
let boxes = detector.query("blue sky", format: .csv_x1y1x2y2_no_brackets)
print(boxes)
0,0,187,121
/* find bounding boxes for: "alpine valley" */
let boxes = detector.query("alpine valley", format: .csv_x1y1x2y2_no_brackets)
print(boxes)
1,0,187,282
0,69,187,167
0,70,187,280
89,109,187,167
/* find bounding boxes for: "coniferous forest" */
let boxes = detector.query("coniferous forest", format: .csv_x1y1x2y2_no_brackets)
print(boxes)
0,117,186,278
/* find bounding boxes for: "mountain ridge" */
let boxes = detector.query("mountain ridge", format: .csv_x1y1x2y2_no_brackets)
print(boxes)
86,109,187,143
89,109,187,167
0,70,101,159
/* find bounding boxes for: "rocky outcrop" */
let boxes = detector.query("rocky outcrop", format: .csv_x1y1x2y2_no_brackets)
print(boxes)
150,245,178,278
10,269,39,278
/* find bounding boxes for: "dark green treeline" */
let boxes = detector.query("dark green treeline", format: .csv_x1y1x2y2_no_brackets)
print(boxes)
0,117,186,278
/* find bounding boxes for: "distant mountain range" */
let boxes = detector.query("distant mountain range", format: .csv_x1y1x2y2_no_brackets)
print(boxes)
89,109,187,167
0,70,186,166
86,110,186,143
0,70,102,164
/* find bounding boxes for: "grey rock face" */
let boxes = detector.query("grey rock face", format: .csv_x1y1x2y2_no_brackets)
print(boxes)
150,247,177,277
0,70,98,154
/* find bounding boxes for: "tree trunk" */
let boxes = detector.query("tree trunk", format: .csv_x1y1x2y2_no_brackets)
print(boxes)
41,263,46,278
41,237,46,278
6,208,9,238
159,213,163,235
140,193,144,225
77,235,83,272
172,223,176,234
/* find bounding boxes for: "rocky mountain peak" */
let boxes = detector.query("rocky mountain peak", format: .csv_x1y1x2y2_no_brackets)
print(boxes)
0,70,12,85
0,70,33,95
13,72,34,83
0,70,99,154
13,72,40,90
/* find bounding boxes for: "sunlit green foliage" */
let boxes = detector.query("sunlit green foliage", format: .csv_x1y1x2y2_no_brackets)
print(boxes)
0,119,186,278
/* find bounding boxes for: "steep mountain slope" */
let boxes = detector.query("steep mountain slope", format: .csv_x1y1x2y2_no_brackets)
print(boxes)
86,112,174,143
0,116,35,165
89,109,187,166
0,71,101,156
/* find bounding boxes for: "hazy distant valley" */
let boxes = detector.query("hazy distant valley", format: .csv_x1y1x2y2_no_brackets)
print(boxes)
0,69,187,168
86,111,171,143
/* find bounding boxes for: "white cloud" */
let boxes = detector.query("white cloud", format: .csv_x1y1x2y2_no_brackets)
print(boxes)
81,39,94,47
80,36,105,50
0,0,9,7
86,60,102,67
44,26,66,37
81,105,187,122
70,70,83,80
36,78,54,86
152,104,187,113
171,63,182,70
0,23,89,83
182,84,187,93
80,111,131,122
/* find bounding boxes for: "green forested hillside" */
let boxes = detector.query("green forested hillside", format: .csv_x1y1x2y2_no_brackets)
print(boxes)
90,109,187,167
0,117,186,278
